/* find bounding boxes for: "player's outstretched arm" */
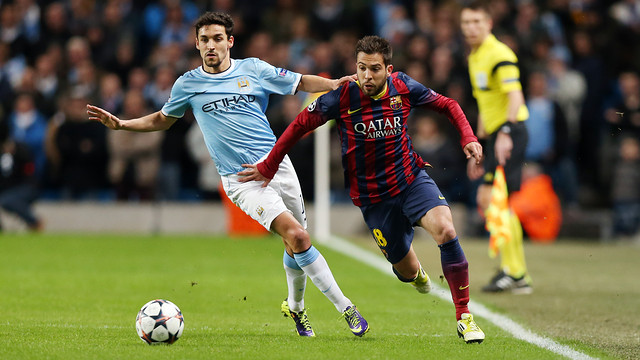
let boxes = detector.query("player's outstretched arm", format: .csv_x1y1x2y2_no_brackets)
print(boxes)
238,106,327,186
87,105,177,132
297,74,354,93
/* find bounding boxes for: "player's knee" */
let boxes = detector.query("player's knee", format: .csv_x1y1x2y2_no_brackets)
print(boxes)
285,226,310,251
439,223,457,243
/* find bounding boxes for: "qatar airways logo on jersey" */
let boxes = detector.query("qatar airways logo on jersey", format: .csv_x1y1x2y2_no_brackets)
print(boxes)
201,94,256,113
354,116,402,139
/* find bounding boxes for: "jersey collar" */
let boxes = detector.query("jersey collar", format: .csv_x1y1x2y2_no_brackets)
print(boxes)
200,58,236,77
355,79,388,100
473,34,498,55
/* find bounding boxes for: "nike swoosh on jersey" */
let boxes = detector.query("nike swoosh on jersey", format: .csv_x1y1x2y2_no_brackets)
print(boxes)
347,107,362,115
459,284,470,290
438,195,445,200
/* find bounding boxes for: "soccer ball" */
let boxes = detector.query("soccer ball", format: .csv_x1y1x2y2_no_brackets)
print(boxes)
135,299,184,345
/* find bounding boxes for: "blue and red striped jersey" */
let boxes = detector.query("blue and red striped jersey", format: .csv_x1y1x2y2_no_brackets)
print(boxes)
259,72,477,206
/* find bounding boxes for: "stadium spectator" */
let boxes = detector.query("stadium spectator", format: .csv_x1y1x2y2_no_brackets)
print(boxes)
379,4,414,46
524,71,578,206
87,11,368,338
546,46,586,153
0,119,42,232
412,0,435,37
107,90,163,201
13,66,55,118
127,67,152,99
261,0,304,43
243,35,486,344
309,0,350,41
429,45,457,93
14,0,40,46
287,14,314,70
158,3,192,47
602,71,640,195
604,71,640,140
37,2,71,51
34,53,62,109
186,121,221,201
460,2,532,294
610,136,640,240
144,64,194,201
66,0,98,37
52,90,108,200
571,29,608,201
0,3,29,61
97,73,124,116
412,112,469,203
7,92,48,181
0,40,26,91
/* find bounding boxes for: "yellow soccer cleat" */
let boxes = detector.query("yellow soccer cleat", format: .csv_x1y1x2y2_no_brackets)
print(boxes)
410,267,432,294
457,313,485,344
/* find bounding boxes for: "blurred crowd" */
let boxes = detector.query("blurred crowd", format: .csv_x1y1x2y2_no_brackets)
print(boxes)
0,0,639,236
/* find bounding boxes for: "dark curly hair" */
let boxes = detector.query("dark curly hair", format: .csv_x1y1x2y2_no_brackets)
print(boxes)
355,36,392,66
194,12,234,38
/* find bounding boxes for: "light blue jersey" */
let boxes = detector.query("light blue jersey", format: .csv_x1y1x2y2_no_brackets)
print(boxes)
161,58,302,175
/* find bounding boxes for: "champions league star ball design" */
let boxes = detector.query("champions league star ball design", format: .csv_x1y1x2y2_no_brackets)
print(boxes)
135,299,184,345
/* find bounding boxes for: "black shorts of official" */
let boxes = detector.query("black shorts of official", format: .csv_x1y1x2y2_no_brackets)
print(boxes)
483,121,528,192
358,170,449,264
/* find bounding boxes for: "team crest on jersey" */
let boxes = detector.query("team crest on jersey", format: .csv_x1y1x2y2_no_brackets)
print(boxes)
256,205,264,217
307,100,317,112
276,68,289,76
390,95,402,110
237,77,251,91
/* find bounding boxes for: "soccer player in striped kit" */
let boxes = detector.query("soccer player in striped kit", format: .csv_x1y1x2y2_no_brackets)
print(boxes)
240,35,485,343
87,11,368,338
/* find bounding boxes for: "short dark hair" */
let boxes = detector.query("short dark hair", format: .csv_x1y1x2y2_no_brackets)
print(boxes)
194,12,234,38
355,36,392,66
462,1,491,16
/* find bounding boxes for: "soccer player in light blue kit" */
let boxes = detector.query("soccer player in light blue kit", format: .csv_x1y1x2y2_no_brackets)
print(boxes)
87,11,368,337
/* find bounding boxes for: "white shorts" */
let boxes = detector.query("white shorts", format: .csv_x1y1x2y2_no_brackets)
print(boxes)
221,154,307,231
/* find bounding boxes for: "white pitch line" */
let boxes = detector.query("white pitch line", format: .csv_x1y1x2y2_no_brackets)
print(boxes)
324,236,596,360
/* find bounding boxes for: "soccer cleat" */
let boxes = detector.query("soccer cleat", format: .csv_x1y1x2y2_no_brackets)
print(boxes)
481,271,533,294
342,305,369,337
410,267,432,294
457,313,485,344
281,299,315,337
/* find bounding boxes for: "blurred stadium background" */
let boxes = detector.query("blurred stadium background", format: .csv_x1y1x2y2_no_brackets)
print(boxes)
1,0,638,240
1,2,639,358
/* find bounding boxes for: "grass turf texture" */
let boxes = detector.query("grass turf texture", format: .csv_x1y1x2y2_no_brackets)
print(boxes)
0,234,620,359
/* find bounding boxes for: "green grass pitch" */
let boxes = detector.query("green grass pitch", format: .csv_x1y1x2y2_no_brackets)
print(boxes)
0,234,605,359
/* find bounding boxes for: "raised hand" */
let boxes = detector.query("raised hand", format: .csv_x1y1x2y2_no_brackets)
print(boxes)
87,104,123,130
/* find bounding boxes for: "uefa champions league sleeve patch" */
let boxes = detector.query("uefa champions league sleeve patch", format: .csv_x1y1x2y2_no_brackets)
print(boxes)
307,100,317,112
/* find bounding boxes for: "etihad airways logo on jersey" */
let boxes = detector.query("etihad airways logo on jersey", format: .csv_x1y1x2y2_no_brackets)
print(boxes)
201,94,256,113
354,116,402,139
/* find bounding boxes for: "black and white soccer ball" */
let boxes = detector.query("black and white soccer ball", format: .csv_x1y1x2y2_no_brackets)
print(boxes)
135,299,184,345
